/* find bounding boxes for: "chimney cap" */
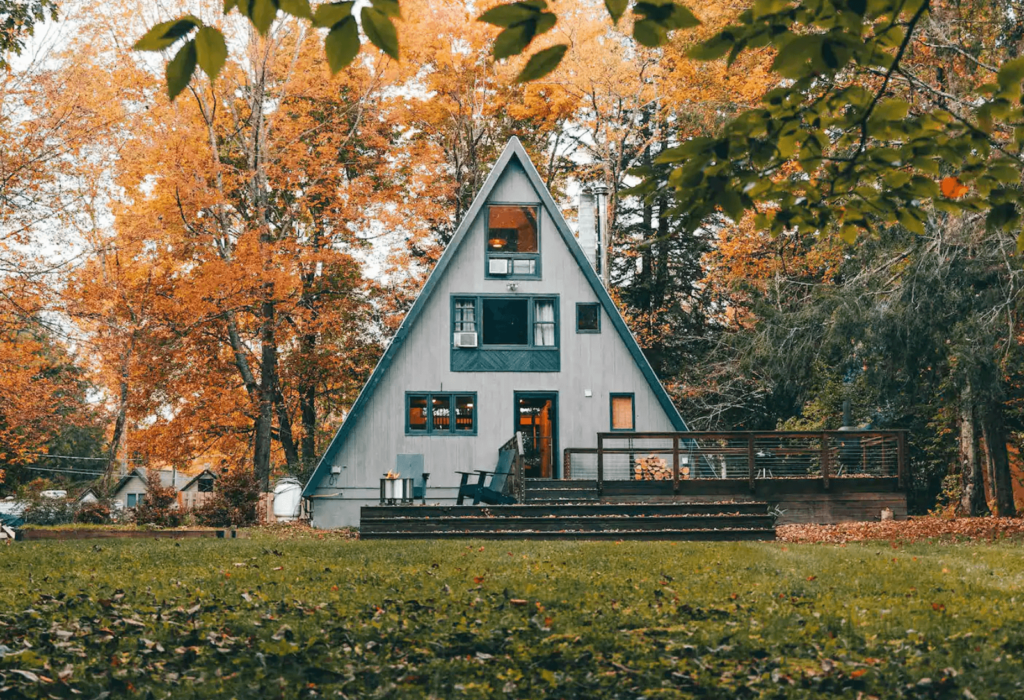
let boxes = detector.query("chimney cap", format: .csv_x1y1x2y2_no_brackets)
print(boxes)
592,182,609,195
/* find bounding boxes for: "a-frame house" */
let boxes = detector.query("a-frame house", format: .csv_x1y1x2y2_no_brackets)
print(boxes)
303,138,687,528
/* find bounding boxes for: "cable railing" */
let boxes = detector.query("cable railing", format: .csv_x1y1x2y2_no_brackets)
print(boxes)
563,431,907,495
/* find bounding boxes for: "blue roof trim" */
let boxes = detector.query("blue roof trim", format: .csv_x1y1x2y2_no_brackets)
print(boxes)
303,138,686,497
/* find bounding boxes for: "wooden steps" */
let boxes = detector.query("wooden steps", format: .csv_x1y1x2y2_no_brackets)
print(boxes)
359,502,776,540
524,479,599,503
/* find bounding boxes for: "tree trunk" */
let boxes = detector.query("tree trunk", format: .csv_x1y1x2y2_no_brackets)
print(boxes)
105,334,135,488
958,383,987,516
253,294,276,493
981,402,1017,517
274,388,300,471
299,333,318,476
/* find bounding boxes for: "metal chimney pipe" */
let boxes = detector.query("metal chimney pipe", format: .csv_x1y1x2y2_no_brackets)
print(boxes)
592,183,610,287
577,186,598,270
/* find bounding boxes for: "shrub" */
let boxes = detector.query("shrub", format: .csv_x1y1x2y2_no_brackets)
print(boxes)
75,500,112,524
22,499,77,526
131,469,182,527
194,467,259,528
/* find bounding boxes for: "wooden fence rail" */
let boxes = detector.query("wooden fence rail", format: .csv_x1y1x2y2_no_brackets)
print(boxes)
567,430,908,496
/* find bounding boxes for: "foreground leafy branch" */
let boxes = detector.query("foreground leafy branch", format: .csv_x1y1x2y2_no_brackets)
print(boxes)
136,0,1024,247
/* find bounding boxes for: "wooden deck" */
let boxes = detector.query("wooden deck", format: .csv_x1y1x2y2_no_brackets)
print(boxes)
357,430,909,537
527,478,907,525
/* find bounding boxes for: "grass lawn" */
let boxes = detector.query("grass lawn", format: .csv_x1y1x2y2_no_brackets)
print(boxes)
2,536,1023,698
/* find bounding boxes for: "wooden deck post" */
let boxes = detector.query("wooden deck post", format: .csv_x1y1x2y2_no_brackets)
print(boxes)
748,434,756,492
563,449,571,481
897,431,907,489
821,432,830,490
596,434,604,497
673,436,680,494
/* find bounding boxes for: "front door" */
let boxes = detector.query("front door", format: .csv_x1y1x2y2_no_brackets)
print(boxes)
514,392,558,479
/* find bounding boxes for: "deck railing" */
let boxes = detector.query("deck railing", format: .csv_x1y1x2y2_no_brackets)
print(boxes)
564,431,907,495
499,431,527,503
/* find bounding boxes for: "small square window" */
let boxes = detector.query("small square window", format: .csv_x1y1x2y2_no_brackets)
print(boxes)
198,477,214,493
576,303,600,333
610,394,634,431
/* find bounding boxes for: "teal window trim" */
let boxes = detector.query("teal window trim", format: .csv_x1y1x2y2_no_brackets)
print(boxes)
576,302,601,333
450,294,560,351
609,393,635,431
484,203,542,280
405,391,478,436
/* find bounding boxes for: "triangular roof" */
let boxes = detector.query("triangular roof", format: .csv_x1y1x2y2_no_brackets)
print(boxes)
179,469,218,491
74,487,101,503
303,137,687,496
113,468,184,492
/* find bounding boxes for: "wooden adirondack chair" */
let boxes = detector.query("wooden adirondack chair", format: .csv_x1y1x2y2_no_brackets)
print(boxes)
456,450,517,505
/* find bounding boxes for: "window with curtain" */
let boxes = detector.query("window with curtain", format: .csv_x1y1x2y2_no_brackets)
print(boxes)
611,394,635,431
534,299,556,346
452,295,559,353
454,298,476,332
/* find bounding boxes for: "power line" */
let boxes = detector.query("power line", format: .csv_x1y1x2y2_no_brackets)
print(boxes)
21,453,143,462
24,466,106,476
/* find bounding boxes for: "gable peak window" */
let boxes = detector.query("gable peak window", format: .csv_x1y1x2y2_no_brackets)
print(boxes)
486,204,541,278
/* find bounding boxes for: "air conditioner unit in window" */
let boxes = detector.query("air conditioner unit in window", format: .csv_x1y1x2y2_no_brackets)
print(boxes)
453,332,478,348
488,257,510,275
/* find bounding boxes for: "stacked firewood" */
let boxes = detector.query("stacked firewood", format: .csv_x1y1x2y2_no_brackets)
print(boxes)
633,455,673,480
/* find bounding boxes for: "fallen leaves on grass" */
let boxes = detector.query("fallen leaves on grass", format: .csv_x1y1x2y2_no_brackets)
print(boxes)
248,522,359,541
778,516,1024,544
